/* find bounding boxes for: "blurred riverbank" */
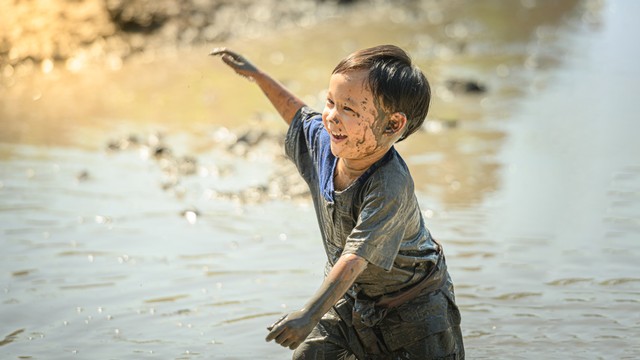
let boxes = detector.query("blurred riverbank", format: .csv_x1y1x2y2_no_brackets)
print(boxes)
1,0,357,68
1,0,595,148
2,0,640,359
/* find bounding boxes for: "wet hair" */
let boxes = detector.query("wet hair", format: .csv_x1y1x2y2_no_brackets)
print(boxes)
332,45,430,141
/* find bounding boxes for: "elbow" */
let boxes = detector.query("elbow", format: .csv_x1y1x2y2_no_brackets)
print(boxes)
341,253,368,274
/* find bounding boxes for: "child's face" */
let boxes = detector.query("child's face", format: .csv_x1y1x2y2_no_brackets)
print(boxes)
322,70,389,160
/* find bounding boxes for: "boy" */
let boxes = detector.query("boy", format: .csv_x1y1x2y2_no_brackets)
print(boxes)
211,45,464,359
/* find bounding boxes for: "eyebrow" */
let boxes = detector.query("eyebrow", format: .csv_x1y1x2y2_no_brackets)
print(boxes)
327,92,365,111
343,97,358,107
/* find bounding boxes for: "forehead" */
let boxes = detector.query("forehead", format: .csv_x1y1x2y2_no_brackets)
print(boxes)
328,70,372,100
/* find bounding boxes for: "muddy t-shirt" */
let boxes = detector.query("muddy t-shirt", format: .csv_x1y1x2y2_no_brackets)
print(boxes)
285,106,440,298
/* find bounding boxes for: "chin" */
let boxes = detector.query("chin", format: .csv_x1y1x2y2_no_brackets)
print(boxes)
329,143,343,158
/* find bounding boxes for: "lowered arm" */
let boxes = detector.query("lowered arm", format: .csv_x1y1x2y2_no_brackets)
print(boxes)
265,253,368,350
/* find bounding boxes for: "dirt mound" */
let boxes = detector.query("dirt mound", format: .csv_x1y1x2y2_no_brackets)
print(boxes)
0,0,353,68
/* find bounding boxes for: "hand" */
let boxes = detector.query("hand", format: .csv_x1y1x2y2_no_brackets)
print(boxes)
265,309,317,350
209,48,259,80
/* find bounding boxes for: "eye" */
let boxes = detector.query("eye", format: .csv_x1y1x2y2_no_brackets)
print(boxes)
326,98,335,106
343,106,359,116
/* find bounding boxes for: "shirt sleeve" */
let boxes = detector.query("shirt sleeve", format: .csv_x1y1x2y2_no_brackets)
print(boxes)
285,106,324,180
343,175,409,271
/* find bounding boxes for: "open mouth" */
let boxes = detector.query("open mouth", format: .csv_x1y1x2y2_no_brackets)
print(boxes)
331,132,347,141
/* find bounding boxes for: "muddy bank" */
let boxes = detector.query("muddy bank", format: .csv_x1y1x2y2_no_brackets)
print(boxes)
104,128,309,205
0,0,356,69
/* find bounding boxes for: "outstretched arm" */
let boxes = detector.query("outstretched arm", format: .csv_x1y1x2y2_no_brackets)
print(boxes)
210,48,306,125
265,253,368,350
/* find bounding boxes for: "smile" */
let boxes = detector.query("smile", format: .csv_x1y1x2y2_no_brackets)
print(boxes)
330,132,347,142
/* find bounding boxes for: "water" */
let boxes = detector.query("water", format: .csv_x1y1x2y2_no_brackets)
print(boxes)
1,1,639,359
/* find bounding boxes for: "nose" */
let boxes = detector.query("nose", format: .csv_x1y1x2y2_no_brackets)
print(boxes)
326,108,340,124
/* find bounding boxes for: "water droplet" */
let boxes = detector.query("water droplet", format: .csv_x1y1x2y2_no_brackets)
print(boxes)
183,210,198,224
95,215,112,224
423,209,435,219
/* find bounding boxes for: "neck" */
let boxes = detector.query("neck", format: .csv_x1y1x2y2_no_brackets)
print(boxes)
344,145,390,171
337,159,366,179
334,147,390,191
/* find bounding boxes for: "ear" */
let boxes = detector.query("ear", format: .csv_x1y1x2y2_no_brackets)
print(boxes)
385,112,408,135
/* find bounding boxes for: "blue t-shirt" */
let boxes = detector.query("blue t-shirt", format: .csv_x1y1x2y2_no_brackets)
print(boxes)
285,106,441,298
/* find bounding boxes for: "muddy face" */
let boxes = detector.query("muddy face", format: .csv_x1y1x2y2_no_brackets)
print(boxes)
322,70,390,161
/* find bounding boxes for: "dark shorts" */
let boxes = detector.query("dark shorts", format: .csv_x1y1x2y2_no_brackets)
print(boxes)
292,289,464,360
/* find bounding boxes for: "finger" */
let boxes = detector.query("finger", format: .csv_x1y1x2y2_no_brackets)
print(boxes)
265,326,285,342
208,47,228,56
220,54,236,66
221,55,247,70
280,337,295,348
275,331,289,345
267,314,287,331
212,49,242,63
289,341,301,350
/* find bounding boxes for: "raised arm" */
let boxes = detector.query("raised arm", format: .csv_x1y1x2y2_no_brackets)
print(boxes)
265,253,368,350
210,48,306,125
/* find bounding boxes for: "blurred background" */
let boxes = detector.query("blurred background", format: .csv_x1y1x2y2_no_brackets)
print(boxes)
1,0,639,358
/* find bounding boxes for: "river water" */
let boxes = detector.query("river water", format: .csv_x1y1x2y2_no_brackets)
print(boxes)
1,1,639,359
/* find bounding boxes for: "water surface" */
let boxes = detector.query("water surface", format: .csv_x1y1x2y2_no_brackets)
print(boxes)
1,1,639,359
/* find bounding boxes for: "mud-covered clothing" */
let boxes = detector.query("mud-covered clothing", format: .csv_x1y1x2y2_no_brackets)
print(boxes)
285,106,464,359
293,278,464,359
285,106,441,297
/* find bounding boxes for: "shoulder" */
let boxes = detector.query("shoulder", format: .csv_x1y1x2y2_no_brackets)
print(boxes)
288,106,325,141
364,149,414,197
286,106,324,150
292,106,322,125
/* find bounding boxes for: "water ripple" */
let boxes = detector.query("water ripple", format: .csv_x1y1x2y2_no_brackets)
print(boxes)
0,329,25,347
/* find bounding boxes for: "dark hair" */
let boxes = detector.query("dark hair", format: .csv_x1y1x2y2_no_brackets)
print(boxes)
332,45,430,141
